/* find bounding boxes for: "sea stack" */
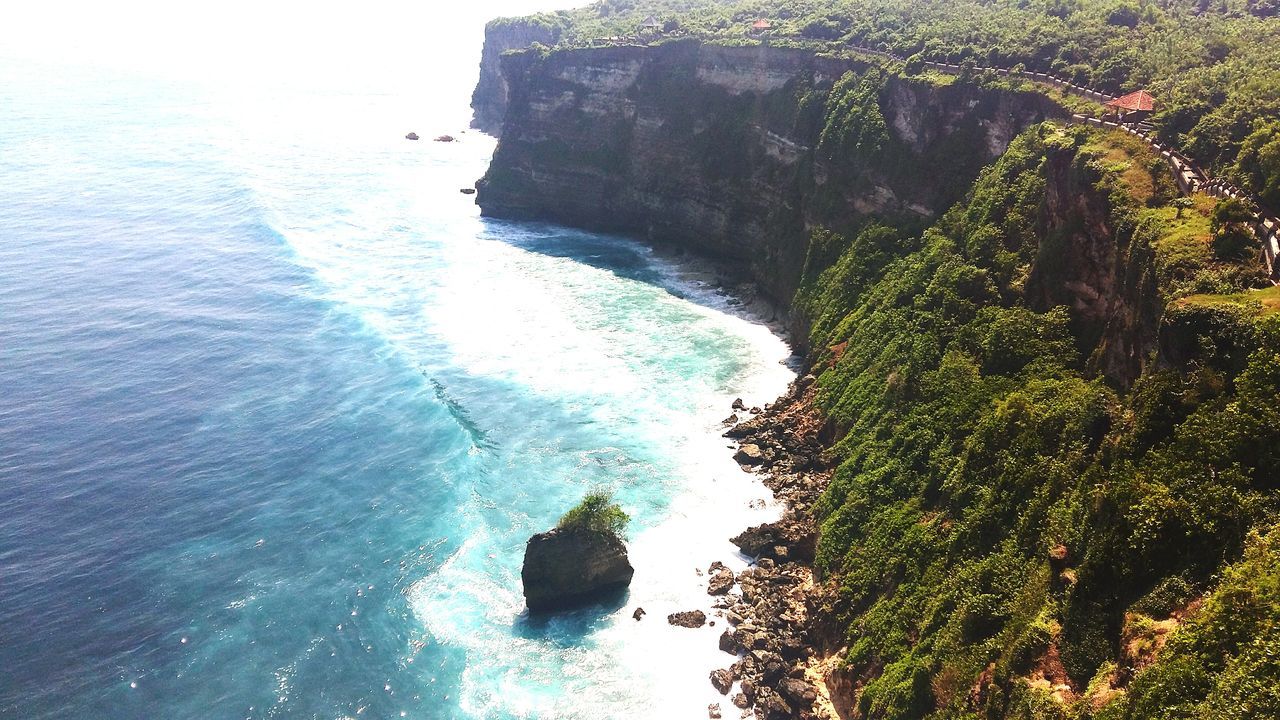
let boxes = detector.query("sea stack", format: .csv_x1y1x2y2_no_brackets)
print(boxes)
521,527,633,612
522,491,634,612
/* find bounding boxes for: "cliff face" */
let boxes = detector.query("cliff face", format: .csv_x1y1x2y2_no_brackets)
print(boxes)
1027,144,1162,385
476,41,1061,312
470,20,561,135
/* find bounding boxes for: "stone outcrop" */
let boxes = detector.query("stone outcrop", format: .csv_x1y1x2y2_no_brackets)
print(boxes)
471,19,562,134
707,565,735,595
476,40,1060,325
521,528,634,612
668,609,708,628
705,379,845,720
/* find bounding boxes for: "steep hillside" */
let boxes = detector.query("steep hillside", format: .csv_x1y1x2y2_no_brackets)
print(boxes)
469,10,1280,720
792,124,1279,719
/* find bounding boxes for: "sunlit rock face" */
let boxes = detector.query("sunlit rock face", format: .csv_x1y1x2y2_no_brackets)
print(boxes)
475,40,1058,322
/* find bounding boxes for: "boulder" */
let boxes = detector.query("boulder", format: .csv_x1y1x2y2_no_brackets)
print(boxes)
710,668,734,694
460,187,477,195
632,607,646,621
731,525,775,557
707,567,735,595
434,134,456,142
731,520,817,562
718,629,739,654
708,703,722,719
734,444,765,466
759,692,793,720
778,677,818,707
732,398,746,411
668,610,707,628
521,528,633,612
761,658,786,685
405,132,419,140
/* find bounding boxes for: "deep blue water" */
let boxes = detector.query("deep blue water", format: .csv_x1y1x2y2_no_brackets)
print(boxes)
0,58,793,718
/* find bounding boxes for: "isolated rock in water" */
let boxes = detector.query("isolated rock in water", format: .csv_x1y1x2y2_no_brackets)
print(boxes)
460,188,477,195
734,444,764,466
707,567,735,595
732,398,746,411
434,134,456,142
632,607,646,621
668,609,707,628
521,528,633,612
708,703,722,719
405,132,419,140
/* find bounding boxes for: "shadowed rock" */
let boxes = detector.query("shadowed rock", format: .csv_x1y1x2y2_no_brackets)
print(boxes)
521,528,633,612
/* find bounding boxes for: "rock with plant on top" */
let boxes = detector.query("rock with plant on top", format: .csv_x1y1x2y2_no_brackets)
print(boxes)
521,491,633,612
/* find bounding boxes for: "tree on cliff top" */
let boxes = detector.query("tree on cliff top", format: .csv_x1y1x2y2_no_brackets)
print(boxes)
557,491,630,537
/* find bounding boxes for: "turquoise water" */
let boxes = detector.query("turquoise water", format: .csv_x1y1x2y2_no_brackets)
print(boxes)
0,55,793,718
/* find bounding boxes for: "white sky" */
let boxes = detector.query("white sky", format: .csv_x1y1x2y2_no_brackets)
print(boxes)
0,0,587,91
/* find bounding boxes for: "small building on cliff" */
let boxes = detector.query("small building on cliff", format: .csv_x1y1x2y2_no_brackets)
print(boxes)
749,18,773,36
639,16,662,36
1107,90,1156,122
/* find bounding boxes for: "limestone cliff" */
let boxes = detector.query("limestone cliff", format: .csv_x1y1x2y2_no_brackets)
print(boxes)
476,41,1061,319
471,18,563,135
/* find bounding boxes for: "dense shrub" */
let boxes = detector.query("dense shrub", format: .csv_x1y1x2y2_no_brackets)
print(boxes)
557,491,630,536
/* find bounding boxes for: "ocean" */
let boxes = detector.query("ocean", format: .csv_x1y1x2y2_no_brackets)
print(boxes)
0,14,794,719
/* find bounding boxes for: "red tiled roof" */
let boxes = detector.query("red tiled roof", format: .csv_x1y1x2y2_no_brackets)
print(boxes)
1107,90,1156,112
752,19,773,30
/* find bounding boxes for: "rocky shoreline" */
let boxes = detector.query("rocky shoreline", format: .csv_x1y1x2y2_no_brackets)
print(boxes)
636,242,840,719
701,375,848,720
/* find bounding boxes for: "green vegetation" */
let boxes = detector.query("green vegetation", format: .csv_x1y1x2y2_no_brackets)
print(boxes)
1176,284,1280,316
557,491,630,537
1105,526,1280,719
1211,197,1260,259
485,2,1280,715
491,0,1280,209
819,70,890,166
788,124,1280,718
